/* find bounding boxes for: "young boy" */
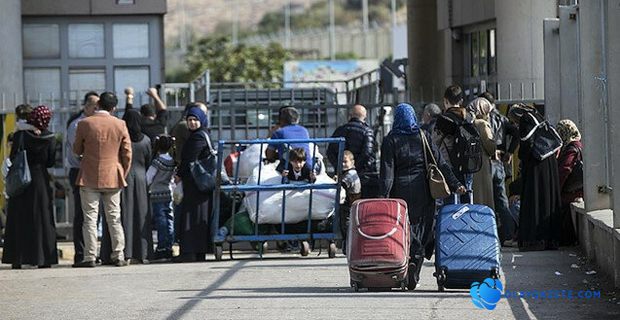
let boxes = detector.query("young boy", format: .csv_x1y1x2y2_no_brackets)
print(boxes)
280,147,316,183
337,151,361,252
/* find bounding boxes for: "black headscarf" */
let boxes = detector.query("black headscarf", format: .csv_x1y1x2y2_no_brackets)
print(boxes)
123,109,145,142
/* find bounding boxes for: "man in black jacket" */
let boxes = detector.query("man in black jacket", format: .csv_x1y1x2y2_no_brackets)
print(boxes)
481,92,519,245
327,104,378,197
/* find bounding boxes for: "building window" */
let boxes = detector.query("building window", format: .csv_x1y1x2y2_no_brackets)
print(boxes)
113,24,149,58
471,32,479,77
68,24,105,58
469,28,497,77
24,68,61,106
117,0,135,4
488,29,497,75
69,69,106,105
114,67,150,107
23,24,60,59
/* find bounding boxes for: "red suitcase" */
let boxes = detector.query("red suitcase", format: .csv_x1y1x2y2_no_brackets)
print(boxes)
347,198,410,291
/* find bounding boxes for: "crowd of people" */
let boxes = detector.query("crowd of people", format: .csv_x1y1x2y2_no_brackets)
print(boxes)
0,84,583,277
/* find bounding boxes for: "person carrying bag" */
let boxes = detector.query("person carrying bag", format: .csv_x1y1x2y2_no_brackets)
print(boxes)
6,133,32,198
420,131,451,200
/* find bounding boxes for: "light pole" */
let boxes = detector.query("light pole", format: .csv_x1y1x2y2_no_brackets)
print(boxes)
284,0,291,48
329,0,335,60
362,0,369,58
231,0,239,45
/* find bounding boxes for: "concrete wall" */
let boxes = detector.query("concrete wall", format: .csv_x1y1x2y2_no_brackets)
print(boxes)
0,0,23,105
607,0,620,225
578,0,612,212
436,0,495,29
559,5,580,127
22,0,166,16
407,0,451,102
543,18,560,126
495,0,556,101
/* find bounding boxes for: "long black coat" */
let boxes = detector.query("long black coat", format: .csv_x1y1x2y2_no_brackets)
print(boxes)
517,112,562,249
178,128,213,254
2,130,57,266
379,130,461,220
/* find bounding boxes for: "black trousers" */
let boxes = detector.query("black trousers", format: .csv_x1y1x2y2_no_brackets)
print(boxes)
69,168,84,263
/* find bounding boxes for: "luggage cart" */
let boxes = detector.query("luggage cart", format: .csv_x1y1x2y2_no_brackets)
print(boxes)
212,138,346,260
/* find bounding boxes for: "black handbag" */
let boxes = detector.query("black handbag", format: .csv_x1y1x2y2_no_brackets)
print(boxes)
189,131,217,193
523,113,563,161
6,132,32,197
563,146,583,193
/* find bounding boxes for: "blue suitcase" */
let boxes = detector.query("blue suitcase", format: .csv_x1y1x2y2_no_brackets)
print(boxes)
434,193,501,291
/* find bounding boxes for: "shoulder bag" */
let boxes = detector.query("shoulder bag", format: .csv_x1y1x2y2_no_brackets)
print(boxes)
523,113,563,161
6,132,32,198
420,131,451,199
189,131,217,193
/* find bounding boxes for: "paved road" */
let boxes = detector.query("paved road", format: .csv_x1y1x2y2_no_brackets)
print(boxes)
1,246,619,319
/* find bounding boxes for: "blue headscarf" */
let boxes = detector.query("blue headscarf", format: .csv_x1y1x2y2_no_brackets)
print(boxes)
391,103,419,135
186,106,209,129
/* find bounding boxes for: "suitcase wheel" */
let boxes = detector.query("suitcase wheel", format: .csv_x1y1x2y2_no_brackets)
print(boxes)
400,281,407,291
351,280,360,292
436,267,447,292
300,241,310,256
491,267,501,279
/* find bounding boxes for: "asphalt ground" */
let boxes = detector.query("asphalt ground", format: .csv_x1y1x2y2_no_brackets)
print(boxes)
1,244,620,319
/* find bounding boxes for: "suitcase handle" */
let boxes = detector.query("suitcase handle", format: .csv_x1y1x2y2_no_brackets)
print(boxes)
357,227,398,240
354,199,402,240
452,190,474,204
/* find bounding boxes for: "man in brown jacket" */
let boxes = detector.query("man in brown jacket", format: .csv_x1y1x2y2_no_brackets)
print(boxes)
73,92,132,267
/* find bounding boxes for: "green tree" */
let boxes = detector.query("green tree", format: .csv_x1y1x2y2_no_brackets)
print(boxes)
185,37,292,84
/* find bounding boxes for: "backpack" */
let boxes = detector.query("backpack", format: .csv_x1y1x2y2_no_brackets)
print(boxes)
437,113,483,175
523,113,563,161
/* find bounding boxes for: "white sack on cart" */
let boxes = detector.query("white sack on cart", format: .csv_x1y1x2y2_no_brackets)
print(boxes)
244,162,342,224
236,142,325,182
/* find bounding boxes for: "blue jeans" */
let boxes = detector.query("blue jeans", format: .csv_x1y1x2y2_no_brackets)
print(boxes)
152,200,174,252
491,160,516,242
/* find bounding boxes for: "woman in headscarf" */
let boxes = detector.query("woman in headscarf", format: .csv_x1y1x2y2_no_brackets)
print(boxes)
556,119,583,245
507,104,562,251
380,103,464,289
99,109,153,264
175,106,214,262
469,97,497,211
2,106,57,269
123,110,153,263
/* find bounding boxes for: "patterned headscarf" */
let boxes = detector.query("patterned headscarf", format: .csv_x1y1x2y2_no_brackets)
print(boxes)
391,103,419,135
28,105,52,131
556,119,581,145
468,97,494,120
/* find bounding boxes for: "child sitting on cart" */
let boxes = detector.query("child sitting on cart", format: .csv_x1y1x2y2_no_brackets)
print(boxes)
279,147,317,184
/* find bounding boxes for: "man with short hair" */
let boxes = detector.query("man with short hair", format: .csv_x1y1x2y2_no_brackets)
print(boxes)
66,92,99,265
433,84,476,202
327,104,376,176
265,106,313,169
73,92,132,267
126,87,168,141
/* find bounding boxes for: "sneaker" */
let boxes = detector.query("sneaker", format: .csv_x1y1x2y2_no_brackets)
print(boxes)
113,259,128,267
73,260,96,268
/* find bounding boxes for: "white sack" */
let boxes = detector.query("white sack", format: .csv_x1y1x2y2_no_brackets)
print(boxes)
244,162,343,224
